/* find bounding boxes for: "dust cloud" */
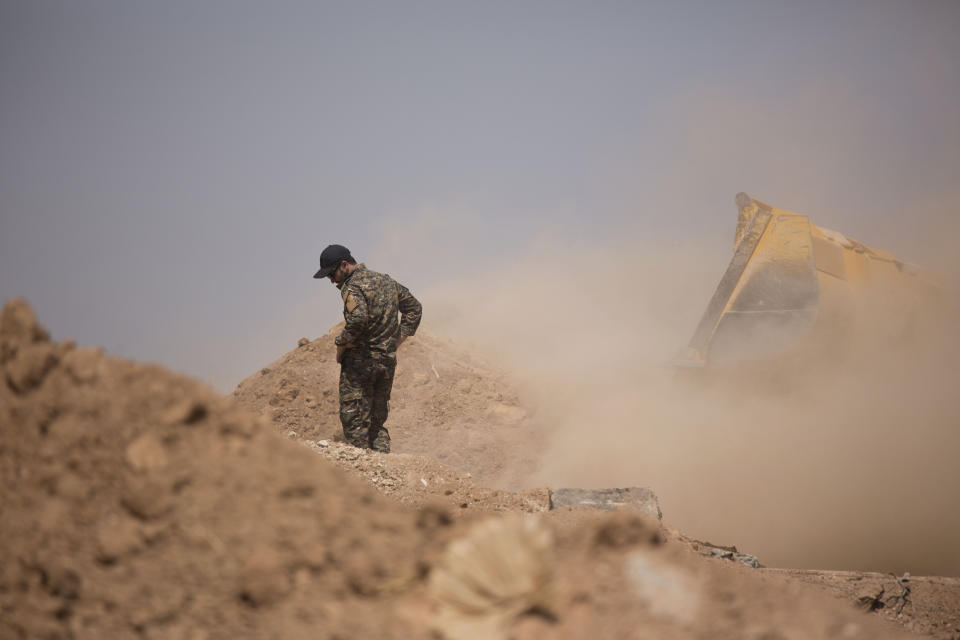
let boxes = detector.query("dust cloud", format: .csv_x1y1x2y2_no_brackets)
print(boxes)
423,232,960,577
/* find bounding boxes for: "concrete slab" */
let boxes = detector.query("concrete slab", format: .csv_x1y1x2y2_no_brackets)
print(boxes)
548,487,662,520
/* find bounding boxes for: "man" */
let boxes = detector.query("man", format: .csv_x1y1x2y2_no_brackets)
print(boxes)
314,244,422,453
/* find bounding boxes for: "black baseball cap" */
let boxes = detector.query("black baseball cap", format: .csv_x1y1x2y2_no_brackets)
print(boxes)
314,244,353,279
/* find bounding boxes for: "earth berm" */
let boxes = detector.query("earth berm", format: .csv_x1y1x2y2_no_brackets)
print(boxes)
3,298,958,639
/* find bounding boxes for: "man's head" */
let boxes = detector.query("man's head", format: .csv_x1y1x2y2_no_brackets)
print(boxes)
314,244,356,284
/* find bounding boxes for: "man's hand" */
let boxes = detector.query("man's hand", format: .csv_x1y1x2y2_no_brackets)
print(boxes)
398,334,407,347
336,343,351,364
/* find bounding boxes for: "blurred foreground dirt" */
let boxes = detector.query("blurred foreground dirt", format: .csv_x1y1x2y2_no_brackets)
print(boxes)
2,298,958,640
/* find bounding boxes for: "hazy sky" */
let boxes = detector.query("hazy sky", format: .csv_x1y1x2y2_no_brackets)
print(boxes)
2,1,958,388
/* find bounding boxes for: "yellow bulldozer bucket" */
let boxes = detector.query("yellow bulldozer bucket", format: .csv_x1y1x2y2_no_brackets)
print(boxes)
680,193,932,366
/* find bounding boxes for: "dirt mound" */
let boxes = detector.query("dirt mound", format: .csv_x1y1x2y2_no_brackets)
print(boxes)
232,326,544,488
0,299,937,639
767,569,960,639
0,299,437,639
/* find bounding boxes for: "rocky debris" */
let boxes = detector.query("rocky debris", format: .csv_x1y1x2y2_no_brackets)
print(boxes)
684,536,762,569
857,582,890,611
705,547,761,569
302,438,554,517
303,439,405,493
0,300,434,640
429,515,556,640
549,487,662,520
767,569,960,640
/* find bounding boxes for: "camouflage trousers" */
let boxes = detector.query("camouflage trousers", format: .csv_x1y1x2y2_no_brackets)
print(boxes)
339,348,396,453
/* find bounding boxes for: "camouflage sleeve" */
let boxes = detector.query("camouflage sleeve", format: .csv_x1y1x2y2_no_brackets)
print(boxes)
397,282,422,337
336,285,368,346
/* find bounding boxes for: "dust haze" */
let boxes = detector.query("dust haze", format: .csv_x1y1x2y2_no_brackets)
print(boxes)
422,224,960,578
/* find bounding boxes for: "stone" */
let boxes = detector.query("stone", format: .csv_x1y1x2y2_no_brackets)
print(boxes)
126,434,169,471
705,547,761,569
0,297,49,350
5,342,59,393
120,478,173,520
549,487,662,520
855,583,886,611
62,347,104,384
96,517,143,562
734,552,760,569
624,551,699,624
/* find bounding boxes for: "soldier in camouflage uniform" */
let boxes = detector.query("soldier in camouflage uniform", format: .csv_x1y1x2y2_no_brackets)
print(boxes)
314,244,422,453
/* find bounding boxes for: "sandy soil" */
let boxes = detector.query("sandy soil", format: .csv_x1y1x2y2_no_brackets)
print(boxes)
2,298,959,640
764,569,960,639
232,324,544,489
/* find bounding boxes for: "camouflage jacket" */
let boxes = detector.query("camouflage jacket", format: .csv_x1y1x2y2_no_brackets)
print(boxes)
335,264,422,355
